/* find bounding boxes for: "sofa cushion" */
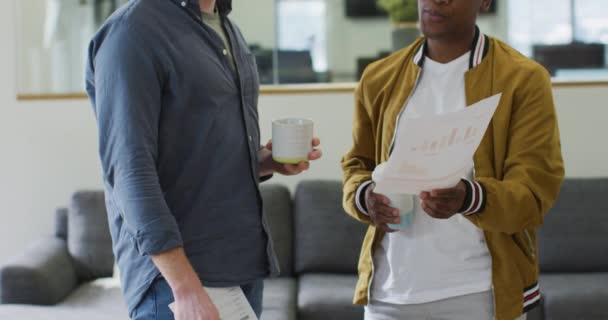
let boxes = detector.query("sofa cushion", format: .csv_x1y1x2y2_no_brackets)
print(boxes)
261,278,297,320
538,178,608,272
294,180,367,274
260,184,294,277
298,274,363,320
0,278,128,320
68,191,115,280
540,273,608,320
526,301,543,320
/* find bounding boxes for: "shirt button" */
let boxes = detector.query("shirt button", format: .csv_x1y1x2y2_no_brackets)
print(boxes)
222,49,228,56
180,1,186,7
248,135,253,142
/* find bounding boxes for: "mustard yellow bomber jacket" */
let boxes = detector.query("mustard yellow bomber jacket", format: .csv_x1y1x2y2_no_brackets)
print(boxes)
341,30,564,320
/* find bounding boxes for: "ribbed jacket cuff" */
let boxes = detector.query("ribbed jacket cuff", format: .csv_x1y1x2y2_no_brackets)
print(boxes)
458,179,487,215
355,180,374,216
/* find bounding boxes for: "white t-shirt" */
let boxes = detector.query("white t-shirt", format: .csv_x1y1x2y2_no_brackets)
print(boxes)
371,52,493,304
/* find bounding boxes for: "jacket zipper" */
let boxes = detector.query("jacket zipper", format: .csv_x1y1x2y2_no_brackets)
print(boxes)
367,69,422,303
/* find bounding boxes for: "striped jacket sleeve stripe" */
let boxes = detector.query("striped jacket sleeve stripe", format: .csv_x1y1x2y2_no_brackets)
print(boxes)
523,283,541,312
355,180,374,216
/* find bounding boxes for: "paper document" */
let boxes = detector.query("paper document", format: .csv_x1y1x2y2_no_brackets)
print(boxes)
169,286,257,320
374,93,501,195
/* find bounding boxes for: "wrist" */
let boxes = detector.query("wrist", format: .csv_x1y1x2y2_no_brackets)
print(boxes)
171,274,203,299
258,147,276,176
259,157,277,176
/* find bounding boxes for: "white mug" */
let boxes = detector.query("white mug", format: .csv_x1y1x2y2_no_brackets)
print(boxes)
372,162,415,229
384,193,415,229
272,118,314,164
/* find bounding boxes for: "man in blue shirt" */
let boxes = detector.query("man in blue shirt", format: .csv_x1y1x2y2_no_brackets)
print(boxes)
85,0,321,319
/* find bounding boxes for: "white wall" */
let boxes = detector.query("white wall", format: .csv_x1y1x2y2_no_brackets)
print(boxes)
552,86,608,176
1,0,608,263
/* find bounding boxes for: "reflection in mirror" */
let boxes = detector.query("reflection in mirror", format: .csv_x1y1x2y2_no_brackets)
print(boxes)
17,0,128,94
508,0,608,80
15,0,608,97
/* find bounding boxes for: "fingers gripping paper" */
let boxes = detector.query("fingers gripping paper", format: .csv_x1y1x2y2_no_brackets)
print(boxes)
374,93,501,195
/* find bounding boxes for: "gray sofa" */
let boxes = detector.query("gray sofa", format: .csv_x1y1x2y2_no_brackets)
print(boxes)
1,179,607,319
536,178,608,320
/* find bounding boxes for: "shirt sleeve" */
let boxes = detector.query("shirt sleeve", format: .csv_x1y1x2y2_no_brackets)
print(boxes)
89,23,182,256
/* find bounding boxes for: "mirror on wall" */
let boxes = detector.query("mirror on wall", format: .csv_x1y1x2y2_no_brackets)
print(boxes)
16,0,129,95
15,0,608,97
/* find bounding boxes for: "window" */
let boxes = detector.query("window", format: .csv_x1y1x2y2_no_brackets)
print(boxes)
508,0,608,56
574,1,608,43
277,0,328,72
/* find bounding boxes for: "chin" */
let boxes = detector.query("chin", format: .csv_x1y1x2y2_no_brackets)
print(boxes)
420,26,449,41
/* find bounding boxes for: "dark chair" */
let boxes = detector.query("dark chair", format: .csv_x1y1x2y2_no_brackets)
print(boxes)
533,43,605,76
277,50,318,84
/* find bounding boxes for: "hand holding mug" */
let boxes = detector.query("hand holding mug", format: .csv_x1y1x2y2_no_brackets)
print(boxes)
265,138,321,176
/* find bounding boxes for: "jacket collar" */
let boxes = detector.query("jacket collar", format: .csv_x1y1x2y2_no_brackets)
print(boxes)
413,26,489,70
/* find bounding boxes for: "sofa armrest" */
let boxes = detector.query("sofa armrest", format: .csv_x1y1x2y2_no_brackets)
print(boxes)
0,238,78,305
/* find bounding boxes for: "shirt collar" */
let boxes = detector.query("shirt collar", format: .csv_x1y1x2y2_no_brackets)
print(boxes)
170,0,201,16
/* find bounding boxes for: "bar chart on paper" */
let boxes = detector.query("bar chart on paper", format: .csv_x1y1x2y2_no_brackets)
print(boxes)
374,94,501,195
410,126,482,154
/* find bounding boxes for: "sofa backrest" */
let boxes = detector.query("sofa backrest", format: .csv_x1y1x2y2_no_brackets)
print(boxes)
57,181,366,280
67,191,115,281
294,180,368,274
59,186,296,281
260,184,294,277
538,178,608,273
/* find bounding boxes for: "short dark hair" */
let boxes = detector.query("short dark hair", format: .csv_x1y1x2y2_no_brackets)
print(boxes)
217,0,232,16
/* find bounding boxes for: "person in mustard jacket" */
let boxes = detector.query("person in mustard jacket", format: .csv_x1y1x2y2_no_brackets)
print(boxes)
341,0,564,319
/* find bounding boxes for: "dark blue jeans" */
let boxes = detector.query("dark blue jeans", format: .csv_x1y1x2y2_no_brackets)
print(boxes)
132,277,264,320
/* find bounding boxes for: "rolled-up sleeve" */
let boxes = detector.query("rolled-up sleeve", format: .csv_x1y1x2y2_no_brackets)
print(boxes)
90,23,182,256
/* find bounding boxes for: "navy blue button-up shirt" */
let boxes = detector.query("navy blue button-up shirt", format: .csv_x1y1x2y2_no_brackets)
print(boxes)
85,0,279,315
